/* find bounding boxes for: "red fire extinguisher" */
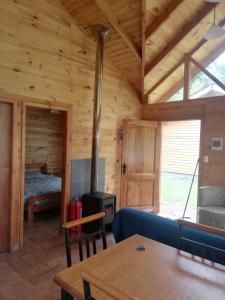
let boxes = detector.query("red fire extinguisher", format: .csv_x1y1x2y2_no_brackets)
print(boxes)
69,196,82,239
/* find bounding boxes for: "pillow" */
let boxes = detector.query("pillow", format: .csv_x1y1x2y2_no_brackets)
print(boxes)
25,171,44,179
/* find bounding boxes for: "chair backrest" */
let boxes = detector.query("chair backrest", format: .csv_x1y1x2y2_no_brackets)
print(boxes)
177,218,225,260
80,270,138,300
198,186,225,207
62,212,107,267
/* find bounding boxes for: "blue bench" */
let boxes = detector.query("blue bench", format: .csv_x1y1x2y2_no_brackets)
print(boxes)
112,207,225,265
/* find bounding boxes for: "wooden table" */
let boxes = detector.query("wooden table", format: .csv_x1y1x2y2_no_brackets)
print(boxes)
54,234,225,299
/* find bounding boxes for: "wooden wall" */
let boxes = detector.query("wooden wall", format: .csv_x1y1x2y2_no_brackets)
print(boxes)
25,107,63,173
0,0,142,249
143,97,225,186
0,0,141,195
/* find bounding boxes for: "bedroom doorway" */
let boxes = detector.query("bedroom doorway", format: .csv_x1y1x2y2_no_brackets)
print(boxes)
21,102,71,245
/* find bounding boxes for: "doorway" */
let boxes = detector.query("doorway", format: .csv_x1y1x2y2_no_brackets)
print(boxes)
21,103,71,247
159,120,201,220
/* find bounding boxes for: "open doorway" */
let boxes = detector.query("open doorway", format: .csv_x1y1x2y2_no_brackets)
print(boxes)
22,105,68,241
159,120,201,220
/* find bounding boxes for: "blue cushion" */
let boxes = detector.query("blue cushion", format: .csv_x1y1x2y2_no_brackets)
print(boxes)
112,208,225,265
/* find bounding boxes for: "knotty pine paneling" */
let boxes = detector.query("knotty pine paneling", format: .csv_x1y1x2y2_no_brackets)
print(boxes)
143,98,225,187
25,107,63,173
0,0,142,214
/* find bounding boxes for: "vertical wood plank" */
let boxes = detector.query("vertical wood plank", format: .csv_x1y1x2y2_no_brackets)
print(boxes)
153,123,162,213
61,109,72,225
19,102,26,249
120,120,128,208
0,103,11,252
183,56,190,100
10,100,22,251
141,0,146,103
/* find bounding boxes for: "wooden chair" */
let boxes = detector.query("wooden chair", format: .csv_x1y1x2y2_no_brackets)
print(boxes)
62,211,107,268
80,270,138,300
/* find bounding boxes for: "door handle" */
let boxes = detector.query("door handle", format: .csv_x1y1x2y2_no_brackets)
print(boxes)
122,162,127,174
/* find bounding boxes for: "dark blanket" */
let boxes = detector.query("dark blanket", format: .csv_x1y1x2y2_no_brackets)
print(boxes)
24,171,61,205
112,207,225,265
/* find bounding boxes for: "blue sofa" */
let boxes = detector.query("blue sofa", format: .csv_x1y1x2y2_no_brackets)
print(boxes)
112,208,225,265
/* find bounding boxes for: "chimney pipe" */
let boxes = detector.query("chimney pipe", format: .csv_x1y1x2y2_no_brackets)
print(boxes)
90,25,110,193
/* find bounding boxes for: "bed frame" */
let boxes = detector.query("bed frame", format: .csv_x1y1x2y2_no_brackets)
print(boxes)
24,163,61,222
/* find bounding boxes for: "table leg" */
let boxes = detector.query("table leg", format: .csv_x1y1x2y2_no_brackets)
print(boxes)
61,288,73,300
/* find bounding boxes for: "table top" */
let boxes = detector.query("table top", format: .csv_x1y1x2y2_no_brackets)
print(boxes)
54,234,225,300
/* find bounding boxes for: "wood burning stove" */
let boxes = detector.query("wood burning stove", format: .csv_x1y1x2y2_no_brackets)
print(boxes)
82,192,116,235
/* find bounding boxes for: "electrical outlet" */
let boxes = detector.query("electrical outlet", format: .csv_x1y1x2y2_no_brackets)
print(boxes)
203,156,209,163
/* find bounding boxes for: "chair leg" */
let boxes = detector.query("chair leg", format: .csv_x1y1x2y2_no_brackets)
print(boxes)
79,240,83,261
92,236,97,255
65,229,72,267
61,289,73,300
83,280,95,300
102,232,107,250
86,238,90,258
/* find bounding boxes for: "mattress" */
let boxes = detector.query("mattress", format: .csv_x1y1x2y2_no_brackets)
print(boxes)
24,171,62,205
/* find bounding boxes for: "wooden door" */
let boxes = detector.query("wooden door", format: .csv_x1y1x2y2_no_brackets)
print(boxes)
121,120,161,212
0,103,11,252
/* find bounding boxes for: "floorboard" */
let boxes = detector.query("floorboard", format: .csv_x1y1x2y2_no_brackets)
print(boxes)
0,211,115,299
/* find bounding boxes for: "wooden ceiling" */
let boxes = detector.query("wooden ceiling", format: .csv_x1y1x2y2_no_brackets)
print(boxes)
61,0,225,104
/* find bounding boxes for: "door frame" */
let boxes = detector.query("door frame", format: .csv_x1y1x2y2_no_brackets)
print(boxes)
20,100,72,247
0,101,13,252
0,96,22,251
0,92,72,251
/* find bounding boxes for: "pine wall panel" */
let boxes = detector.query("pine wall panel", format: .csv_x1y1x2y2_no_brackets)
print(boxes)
25,107,63,173
0,0,142,205
143,98,225,187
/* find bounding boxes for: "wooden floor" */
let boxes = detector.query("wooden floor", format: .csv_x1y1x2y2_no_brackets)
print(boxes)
0,211,115,300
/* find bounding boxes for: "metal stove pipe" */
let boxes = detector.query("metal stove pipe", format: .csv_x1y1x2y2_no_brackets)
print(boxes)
90,25,110,193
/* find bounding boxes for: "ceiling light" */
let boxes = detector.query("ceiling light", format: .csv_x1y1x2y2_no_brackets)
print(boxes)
204,7,225,40
204,24,225,39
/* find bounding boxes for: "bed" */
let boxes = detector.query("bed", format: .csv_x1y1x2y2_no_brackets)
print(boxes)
24,163,62,222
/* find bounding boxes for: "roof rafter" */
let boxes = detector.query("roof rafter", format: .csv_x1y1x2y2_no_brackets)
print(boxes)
141,0,147,103
95,0,141,61
190,57,225,91
144,60,182,101
157,39,225,102
144,15,225,101
144,2,216,77
145,0,184,40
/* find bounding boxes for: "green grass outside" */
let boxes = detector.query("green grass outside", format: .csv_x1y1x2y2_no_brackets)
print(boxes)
160,172,198,209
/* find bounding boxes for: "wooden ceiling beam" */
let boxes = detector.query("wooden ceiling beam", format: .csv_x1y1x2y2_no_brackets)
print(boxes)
95,0,141,61
141,0,147,103
190,57,225,91
144,16,225,101
144,2,216,77
145,0,184,40
143,60,183,101
157,39,225,102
